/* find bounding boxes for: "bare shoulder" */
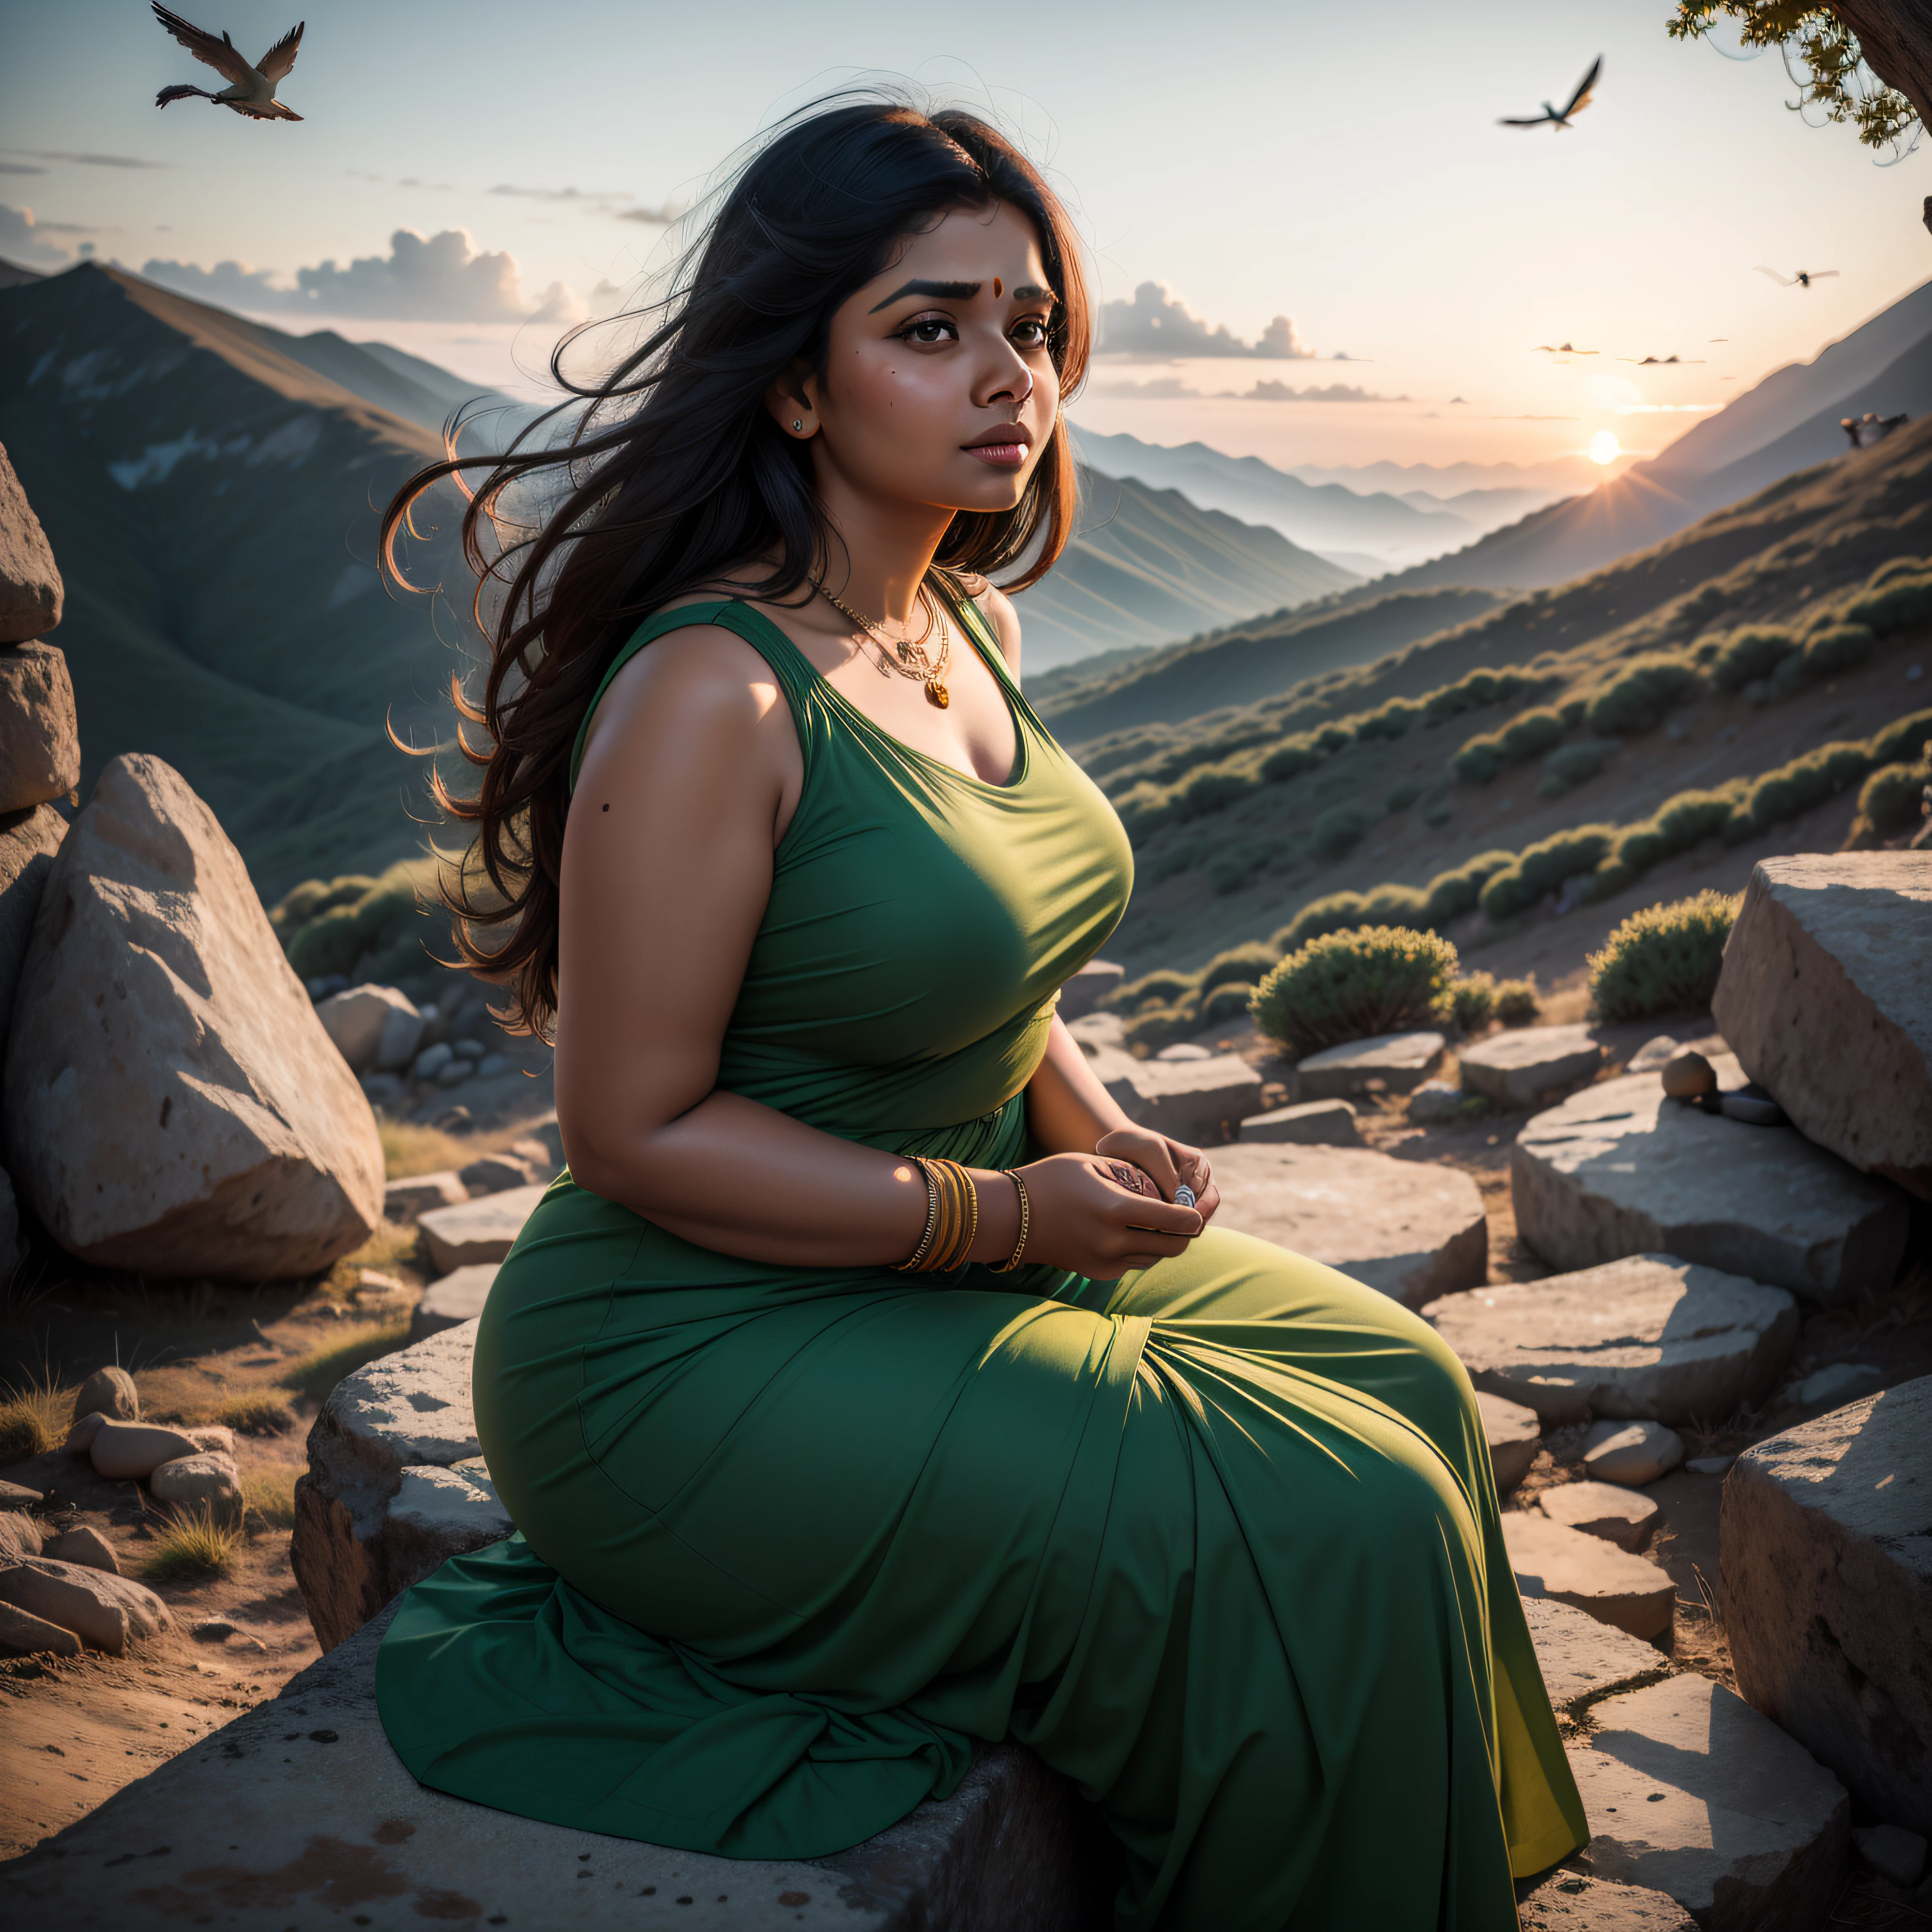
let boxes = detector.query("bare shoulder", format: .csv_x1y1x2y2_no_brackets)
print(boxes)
576,620,789,781
969,582,1023,671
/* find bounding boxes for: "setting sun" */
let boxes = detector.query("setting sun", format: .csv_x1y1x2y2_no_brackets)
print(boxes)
1588,429,1623,466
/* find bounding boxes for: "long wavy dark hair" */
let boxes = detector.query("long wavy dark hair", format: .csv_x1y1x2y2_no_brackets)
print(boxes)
381,94,1092,1039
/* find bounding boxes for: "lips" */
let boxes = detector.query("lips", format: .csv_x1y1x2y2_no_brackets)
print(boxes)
963,424,1033,467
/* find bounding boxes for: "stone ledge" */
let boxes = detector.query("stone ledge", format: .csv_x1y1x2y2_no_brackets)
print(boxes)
0,1604,1113,1931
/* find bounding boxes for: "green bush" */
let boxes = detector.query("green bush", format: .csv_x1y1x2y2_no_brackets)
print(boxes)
1870,707,1932,766
1385,782,1424,815
1800,622,1876,678
1174,762,1259,821
1709,625,1800,692
1199,981,1258,1025
1423,850,1516,925
1273,882,1434,953
1252,926,1461,1056
1847,570,1932,633
1493,977,1542,1025
1726,742,1872,841
1593,786,1740,895
1479,825,1616,920
1356,697,1424,741
1588,891,1740,1023
1846,752,1932,846
1445,972,1495,1031
1309,804,1369,860
1124,1001,1199,1054
1259,738,1323,783
1451,706,1566,784
271,860,438,983
1585,653,1700,736
1105,967,1197,1014
1539,738,1619,798
1199,941,1279,996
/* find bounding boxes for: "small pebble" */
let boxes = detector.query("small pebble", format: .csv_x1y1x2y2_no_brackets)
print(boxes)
1660,1050,1715,1099
1685,1454,1735,1477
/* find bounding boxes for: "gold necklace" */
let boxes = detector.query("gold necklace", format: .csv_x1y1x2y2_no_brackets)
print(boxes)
817,579,952,709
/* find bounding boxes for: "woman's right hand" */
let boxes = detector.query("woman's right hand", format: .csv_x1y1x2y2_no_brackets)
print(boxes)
1013,1152,1204,1278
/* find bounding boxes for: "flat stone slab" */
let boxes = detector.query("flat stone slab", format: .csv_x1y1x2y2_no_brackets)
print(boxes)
1722,1373,1932,1837
1583,1420,1684,1488
1511,1061,1910,1303
1237,1099,1361,1146
1517,1868,1697,1931
1476,1389,1541,1492
1422,1254,1799,1425
1458,1023,1606,1109
384,1171,468,1224
1567,1674,1849,1932
416,1182,546,1274
1503,1513,1676,1641
0,1604,1114,1930
1521,1596,1671,1713
1535,1481,1659,1552
1056,958,1123,1022
1112,1053,1265,1146
1713,854,1932,1200
1209,1143,1486,1307
408,1263,498,1342
289,1322,505,1651
1295,1030,1445,1100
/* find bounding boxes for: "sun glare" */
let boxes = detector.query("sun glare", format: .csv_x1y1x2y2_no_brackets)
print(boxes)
1588,430,1622,466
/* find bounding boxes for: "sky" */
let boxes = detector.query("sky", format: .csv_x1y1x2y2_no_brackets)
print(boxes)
1,0,1926,485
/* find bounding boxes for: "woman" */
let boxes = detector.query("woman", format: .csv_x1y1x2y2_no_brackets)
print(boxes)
375,96,1587,1929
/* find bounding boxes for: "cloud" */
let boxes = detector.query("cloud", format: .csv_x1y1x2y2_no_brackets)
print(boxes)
0,204,75,267
1230,379,1408,403
0,162,46,176
489,183,617,203
613,202,682,225
1089,375,1199,399
141,227,583,324
1097,281,1314,358
6,149,169,169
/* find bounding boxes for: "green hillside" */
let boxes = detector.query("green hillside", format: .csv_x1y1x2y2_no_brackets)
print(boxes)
0,264,476,901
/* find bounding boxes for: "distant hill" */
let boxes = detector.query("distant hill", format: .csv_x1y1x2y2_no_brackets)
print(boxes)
1014,471,1359,669
1369,278,1932,596
1070,427,1474,566
1034,587,1504,744
0,261,468,900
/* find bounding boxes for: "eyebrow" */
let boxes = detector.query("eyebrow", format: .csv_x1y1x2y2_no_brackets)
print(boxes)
866,278,1061,314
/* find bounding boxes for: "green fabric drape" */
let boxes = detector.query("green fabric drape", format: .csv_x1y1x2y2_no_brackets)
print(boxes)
377,591,1586,1928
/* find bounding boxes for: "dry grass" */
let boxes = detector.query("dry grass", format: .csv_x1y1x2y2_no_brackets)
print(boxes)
379,1117,473,1180
311,1221,422,1311
0,1364,73,1464
141,1503,243,1582
216,1393,299,1436
277,1322,411,1405
242,1467,300,1532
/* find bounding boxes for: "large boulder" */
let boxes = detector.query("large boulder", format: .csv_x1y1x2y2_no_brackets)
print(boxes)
1210,1143,1486,1307
0,440,62,644
290,1320,509,1650
1568,1674,1849,1932
0,641,79,814
0,799,65,1054
1511,1061,1909,1302
1295,1030,1445,1099
1721,1374,1932,1835
1,756,384,1277
1422,1255,1799,1424
1712,854,1932,1200
1457,1022,1605,1109
0,1601,1117,1931
316,982,425,1075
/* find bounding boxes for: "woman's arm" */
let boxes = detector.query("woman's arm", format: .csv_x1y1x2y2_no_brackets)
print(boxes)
553,625,1202,1276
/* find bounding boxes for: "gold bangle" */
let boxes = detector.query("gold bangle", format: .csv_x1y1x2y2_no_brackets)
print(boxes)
895,1158,941,1272
927,1158,978,1273
991,1169,1030,1272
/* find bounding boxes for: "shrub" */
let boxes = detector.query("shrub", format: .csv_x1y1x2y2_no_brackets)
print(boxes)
1847,570,1932,633
1252,926,1462,1056
1259,738,1322,783
1585,653,1700,736
1124,1001,1199,1054
1446,972,1495,1031
1800,622,1876,678
1273,883,1431,952
1593,786,1739,894
1104,967,1196,1014
1539,738,1619,798
1199,981,1258,1025
1309,804,1369,860
142,1504,242,1583
1451,707,1566,784
1588,891,1740,1023
1198,941,1279,996
1709,625,1800,692
1479,825,1616,920
1385,782,1424,815
1356,697,1424,741
1174,762,1258,822
1845,751,1932,847
1726,742,1872,841
0,1368,69,1463
1869,707,1932,767
1493,977,1542,1025
1423,850,1516,924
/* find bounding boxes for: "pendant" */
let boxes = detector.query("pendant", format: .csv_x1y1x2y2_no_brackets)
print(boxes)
926,679,949,709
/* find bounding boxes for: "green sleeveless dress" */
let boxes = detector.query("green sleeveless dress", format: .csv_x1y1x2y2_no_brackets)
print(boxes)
376,592,1587,1929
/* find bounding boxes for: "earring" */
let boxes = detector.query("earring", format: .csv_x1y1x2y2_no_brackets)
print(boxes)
792,418,804,433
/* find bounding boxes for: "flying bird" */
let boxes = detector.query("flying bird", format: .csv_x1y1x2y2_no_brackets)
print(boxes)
1533,341,1598,356
1617,354,1703,365
151,5,305,120
1500,56,1602,130
1756,267,1839,289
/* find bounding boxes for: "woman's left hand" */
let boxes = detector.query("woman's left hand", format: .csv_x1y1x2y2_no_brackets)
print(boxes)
1093,1127,1220,1224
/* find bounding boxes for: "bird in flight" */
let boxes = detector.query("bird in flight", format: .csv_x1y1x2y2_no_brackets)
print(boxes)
1533,342,1598,358
1617,354,1703,365
151,5,305,120
1500,57,1602,130
1756,267,1839,289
